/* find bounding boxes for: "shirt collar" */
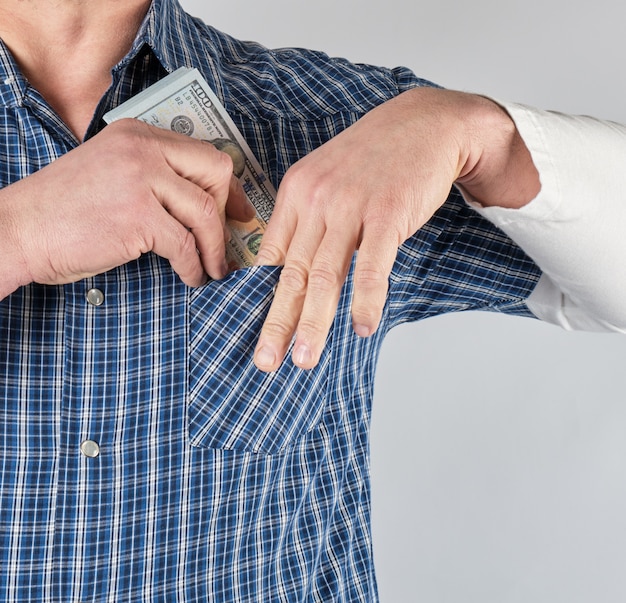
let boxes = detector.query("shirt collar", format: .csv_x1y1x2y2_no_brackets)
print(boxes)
130,0,228,109
0,39,29,107
124,0,215,75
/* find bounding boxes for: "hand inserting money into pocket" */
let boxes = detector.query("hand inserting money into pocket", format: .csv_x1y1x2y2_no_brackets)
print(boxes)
104,67,276,271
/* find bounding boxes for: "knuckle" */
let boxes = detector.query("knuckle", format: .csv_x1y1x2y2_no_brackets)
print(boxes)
197,191,218,221
281,163,304,189
365,209,408,244
255,241,285,265
216,149,234,176
277,175,298,204
261,318,295,339
177,228,198,258
121,232,149,260
203,145,234,183
308,264,342,292
107,118,146,147
354,264,388,290
278,261,309,293
297,317,325,336
280,165,314,200
352,300,382,323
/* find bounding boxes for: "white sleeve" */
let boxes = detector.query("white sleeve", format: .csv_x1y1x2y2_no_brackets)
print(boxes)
467,102,626,333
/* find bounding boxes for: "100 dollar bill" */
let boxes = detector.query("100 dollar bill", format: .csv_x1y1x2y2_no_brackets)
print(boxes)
104,67,274,270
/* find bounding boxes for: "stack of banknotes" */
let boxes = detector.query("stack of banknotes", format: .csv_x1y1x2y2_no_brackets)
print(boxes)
104,67,276,270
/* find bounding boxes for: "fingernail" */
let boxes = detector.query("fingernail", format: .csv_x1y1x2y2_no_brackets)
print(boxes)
255,345,276,369
353,323,371,338
293,343,312,367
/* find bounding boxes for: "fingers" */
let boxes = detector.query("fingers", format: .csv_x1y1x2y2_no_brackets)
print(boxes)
12,119,254,288
254,191,297,267
146,122,251,281
292,227,358,368
253,222,396,372
350,221,399,337
254,217,361,371
153,175,225,284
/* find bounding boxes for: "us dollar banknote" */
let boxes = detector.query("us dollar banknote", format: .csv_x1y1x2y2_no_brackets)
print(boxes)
104,67,274,270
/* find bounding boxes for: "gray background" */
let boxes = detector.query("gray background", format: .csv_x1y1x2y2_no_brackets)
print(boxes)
179,1,626,601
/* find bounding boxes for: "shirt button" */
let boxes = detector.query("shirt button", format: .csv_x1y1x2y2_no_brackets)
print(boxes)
80,440,100,458
86,288,105,306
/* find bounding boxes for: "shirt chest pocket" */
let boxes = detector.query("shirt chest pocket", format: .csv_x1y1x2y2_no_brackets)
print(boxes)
187,266,330,454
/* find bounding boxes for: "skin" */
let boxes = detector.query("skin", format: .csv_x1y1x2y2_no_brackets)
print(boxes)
0,0,153,139
0,119,253,293
253,89,541,371
0,0,253,297
0,0,541,371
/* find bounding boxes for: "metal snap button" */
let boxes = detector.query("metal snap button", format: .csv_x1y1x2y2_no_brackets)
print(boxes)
80,439,100,458
86,288,105,306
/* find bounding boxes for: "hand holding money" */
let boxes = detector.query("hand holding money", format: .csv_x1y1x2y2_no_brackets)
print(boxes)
105,68,276,271
0,118,253,297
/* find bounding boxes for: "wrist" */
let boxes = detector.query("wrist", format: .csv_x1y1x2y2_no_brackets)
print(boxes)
455,94,541,209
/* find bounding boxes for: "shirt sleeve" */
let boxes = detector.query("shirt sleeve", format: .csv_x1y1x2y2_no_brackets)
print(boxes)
467,102,626,334
386,189,543,330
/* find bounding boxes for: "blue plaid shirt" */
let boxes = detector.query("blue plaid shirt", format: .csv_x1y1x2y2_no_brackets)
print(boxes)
0,0,542,600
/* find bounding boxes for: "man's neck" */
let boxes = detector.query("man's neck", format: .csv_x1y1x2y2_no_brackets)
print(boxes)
0,0,152,139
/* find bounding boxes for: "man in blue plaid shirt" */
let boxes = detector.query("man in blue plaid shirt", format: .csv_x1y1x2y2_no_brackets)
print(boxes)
0,0,623,601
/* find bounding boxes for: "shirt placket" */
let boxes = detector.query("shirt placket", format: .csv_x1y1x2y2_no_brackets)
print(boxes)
52,257,190,602
54,273,121,602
